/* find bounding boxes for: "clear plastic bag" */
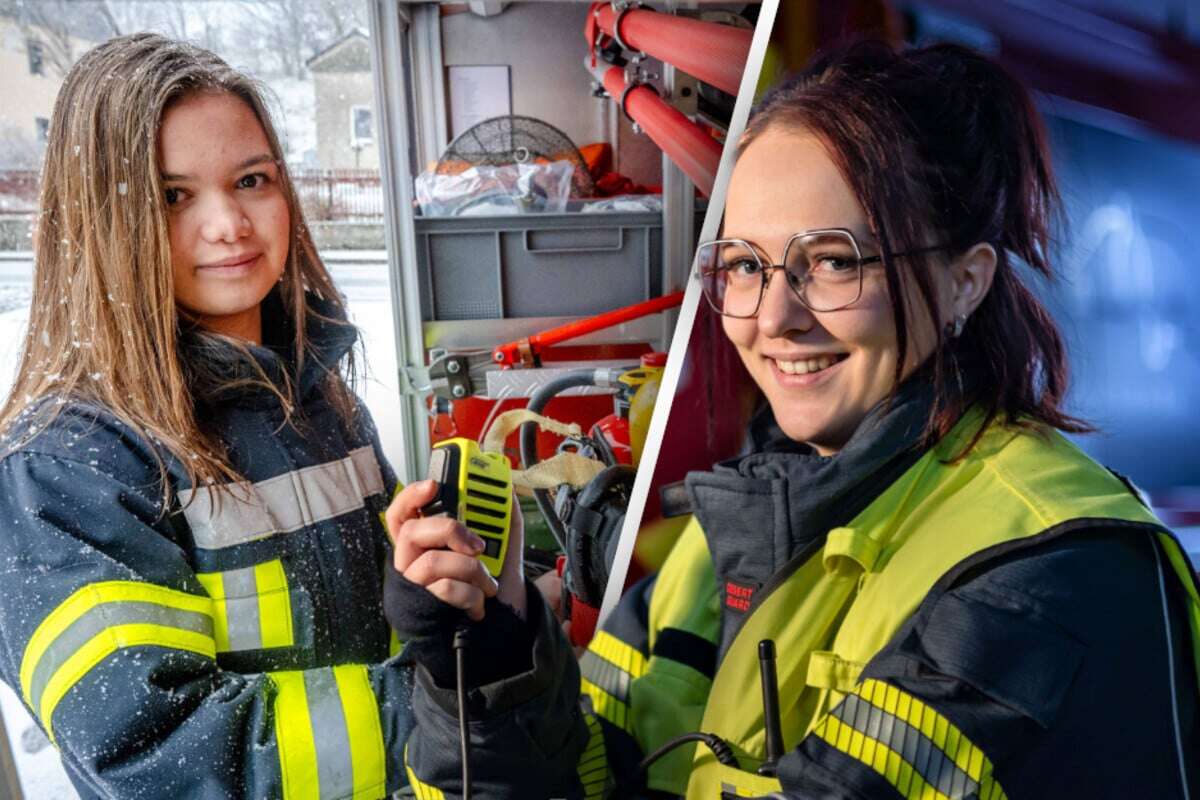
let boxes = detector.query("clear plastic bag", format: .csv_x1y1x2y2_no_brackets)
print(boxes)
415,160,575,216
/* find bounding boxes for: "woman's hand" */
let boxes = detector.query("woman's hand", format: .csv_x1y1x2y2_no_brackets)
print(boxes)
386,479,527,621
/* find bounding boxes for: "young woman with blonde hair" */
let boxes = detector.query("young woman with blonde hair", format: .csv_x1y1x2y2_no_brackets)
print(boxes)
0,33,424,798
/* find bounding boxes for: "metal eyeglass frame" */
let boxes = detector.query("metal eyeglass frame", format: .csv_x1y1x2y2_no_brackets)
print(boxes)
696,227,947,318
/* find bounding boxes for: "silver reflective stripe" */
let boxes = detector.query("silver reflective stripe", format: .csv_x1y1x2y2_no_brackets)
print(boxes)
304,668,354,799
580,649,632,702
831,693,979,799
178,445,385,550
221,566,262,651
28,601,213,713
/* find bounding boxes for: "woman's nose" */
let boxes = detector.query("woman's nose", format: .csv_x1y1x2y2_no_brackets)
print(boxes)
199,193,252,243
756,267,815,338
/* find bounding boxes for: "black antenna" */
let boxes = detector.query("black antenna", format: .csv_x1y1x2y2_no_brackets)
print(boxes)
757,639,785,777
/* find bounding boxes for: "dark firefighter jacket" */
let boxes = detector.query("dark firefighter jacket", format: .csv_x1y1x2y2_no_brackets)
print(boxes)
401,383,1200,799
0,291,413,799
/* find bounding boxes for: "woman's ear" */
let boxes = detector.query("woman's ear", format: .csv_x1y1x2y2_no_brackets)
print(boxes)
949,242,997,319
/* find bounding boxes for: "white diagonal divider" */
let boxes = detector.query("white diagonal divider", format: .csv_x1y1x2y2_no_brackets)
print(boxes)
600,0,782,624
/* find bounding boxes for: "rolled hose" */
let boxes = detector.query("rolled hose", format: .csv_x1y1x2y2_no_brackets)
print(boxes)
519,370,606,551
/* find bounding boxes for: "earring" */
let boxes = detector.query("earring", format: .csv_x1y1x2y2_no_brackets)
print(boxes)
944,313,967,339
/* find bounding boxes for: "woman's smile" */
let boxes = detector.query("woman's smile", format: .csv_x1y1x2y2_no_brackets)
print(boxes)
195,251,263,276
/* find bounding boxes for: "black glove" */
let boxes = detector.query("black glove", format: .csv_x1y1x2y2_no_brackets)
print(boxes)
383,563,537,689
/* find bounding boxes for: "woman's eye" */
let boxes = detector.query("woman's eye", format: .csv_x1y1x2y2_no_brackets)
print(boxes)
727,257,762,276
164,187,183,206
237,172,268,189
814,255,857,273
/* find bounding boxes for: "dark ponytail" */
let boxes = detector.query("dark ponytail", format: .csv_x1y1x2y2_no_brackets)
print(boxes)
742,40,1089,449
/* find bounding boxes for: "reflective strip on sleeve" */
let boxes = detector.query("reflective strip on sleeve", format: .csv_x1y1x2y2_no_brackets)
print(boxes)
196,559,295,653
18,581,215,741
403,743,447,800
579,629,648,733
180,445,385,551
273,665,387,800
813,678,1008,800
577,708,609,800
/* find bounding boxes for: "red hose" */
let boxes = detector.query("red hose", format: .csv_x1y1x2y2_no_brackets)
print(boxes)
589,63,722,197
592,4,751,96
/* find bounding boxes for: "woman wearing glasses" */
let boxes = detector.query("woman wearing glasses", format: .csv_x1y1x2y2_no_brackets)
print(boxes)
392,42,1200,798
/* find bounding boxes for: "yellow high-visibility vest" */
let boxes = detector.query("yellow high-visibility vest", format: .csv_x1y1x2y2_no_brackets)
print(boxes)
635,413,1200,798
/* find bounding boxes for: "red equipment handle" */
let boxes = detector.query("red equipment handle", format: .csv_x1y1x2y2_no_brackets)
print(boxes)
492,291,684,367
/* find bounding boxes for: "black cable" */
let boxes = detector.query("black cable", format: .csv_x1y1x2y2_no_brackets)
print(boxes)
637,731,738,773
605,731,738,799
453,625,472,800
519,370,602,552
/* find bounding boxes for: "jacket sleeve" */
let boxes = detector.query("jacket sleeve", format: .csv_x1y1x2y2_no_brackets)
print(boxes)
0,445,414,800
402,571,695,799
402,582,600,799
778,528,1200,800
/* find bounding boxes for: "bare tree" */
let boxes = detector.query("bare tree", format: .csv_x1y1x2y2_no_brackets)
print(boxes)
1,0,89,77
234,0,366,78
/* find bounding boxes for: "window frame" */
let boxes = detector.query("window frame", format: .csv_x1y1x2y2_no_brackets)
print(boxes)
349,104,374,147
26,40,44,76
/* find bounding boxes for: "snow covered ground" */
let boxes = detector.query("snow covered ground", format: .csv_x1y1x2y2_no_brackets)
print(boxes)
0,252,400,797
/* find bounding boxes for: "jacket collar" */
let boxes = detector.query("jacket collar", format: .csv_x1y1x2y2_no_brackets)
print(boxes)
182,289,359,410
684,378,935,657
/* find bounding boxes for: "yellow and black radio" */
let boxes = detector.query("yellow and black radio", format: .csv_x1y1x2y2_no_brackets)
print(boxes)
423,437,513,577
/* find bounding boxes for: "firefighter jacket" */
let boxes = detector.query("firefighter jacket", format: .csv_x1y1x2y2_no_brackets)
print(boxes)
0,293,413,799
402,384,1200,799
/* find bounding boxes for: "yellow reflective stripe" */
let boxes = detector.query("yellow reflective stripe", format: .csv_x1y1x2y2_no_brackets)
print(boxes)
21,581,212,698
388,629,403,658
577,709,608,800
273,666,387,800
815,679,1007,800
581,676,628,732
256,560,294,649
19,581,215,741
404,743,446,800
332,665,386,799
196,560,294,653
274,671,321,800
588,630,648,678
579,630,646,733
43,623,212,745
195,572,231,652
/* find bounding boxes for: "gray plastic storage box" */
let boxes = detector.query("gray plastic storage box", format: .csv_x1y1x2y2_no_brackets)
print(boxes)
413,212,663,320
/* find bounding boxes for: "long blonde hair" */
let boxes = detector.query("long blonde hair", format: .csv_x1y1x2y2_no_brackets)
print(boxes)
0,33,360,506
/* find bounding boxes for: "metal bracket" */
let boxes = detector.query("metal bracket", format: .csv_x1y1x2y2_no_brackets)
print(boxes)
619,75,657,126
399,365,432,398
609,0,644,54
427,350,498,400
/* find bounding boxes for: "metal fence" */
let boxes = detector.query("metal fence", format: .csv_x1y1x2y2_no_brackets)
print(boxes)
0,168,384,221
291,168,384,221
0,171,38,215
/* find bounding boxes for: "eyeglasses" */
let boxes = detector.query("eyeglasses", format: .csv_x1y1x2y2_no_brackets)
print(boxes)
696,228,945,318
